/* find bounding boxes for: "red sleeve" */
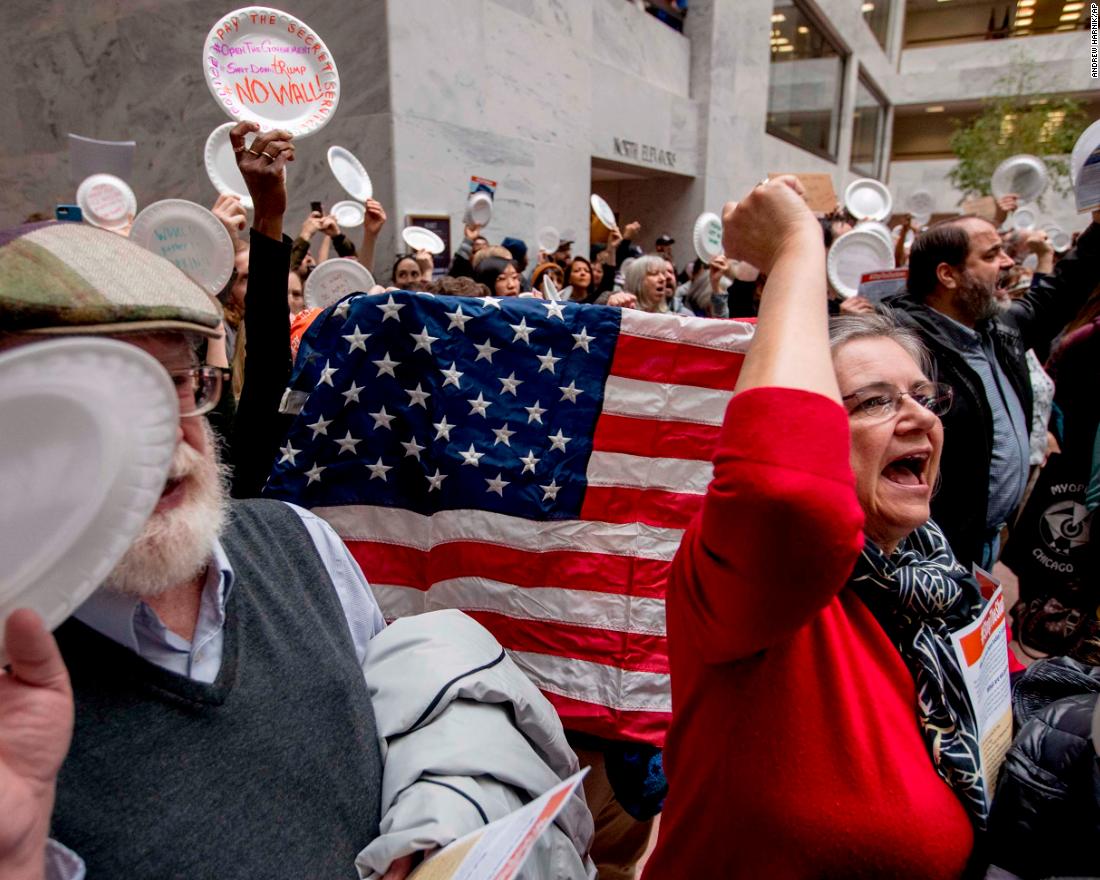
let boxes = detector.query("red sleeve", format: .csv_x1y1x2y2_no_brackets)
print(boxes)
671,387,864,664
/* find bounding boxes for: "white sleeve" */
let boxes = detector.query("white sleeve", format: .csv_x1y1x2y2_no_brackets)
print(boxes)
45,839,85,880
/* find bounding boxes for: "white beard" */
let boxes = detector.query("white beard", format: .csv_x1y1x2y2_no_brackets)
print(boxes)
105,421,229,598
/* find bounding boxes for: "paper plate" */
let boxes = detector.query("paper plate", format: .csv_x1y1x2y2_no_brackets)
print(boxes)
327,146,372,201
537,226,560,253
202,6,340,138
0,337,177,664
129,199,235,296
855,220,893,249
1007,203,1039,231
75,173,137,230
590,194,616,230
991,154,1048,203
906,189,934,217
844,178,893,222
1043,225,1072,253
1071,119,1100,181
692,212,724,262
402,226,445,255
203,122,253,210
465,192,493,226
827,228,895,299
304,258,376,310
331,200,365,228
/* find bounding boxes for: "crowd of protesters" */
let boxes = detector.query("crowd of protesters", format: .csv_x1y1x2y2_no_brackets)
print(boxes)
1,114,1099,880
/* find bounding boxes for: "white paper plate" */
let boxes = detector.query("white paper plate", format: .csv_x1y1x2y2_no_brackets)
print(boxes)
75,173,137,230
465,192,493,226
203,122,253,210
906,189,934,217
537,226,560,253
1007,204,1039,231
331,200,365,228
991,154,1048,203
129,199,235,296
327,146,372,201
827,228,895,299
844,178,893,222
692,212,723,262
304,258,376,309
855,220,894,249
402,226,445,255
0,338,177,664
1071,119,1100,182
590,194,616,230
202,6,340,138
1044,225,1072,253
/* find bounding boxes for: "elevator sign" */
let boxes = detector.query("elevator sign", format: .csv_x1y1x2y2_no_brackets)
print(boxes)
613,137,677,169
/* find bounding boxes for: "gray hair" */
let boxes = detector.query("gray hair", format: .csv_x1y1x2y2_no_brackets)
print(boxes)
828,309,932,377
622,254,668,309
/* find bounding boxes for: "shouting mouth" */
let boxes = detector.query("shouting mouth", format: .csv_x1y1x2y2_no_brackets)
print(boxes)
882,449,931,488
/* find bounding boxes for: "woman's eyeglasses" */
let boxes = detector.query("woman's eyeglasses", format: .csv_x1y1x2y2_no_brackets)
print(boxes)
842,381,954,422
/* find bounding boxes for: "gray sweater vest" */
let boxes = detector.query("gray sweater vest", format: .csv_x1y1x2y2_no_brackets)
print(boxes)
52,499,383,878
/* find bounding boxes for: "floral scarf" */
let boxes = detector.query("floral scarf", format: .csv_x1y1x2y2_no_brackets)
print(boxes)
849,520,990,828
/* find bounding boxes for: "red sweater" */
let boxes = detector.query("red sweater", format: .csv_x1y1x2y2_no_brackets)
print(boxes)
643,388,973,879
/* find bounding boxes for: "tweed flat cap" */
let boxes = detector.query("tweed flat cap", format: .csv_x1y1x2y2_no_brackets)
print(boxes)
0,221,222,337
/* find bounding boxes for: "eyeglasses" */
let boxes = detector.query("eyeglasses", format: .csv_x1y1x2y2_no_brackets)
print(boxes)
167,366,225,417
842,381,954,422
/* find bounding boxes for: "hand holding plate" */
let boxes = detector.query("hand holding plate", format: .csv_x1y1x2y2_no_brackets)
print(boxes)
229,122,293,238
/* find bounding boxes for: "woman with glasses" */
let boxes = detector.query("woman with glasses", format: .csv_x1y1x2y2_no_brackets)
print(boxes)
644,180,983,878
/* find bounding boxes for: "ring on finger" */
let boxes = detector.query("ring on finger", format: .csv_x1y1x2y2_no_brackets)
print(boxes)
261,151,276,162
246,147,262,157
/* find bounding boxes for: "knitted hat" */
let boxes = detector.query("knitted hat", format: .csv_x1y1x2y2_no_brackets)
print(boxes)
500,236,528,262
0,221,222,338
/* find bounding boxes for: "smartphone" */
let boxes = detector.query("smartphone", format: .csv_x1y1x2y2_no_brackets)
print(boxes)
55,204,83,223
310,201,323,215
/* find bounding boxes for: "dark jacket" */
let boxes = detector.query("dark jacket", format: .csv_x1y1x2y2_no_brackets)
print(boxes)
986,657,1100,879
883,221,1100,567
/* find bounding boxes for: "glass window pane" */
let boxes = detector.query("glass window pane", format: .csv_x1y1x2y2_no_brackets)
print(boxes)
766,1,846,160
850,76,886,178
862,0,891,50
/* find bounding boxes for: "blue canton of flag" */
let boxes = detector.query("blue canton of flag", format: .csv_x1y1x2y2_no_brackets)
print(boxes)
265,292,622,519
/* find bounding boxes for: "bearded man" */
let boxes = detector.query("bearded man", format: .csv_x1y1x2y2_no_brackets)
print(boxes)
883,212,1100,568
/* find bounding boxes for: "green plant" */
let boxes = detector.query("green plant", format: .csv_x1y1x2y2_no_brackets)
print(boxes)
948,59,1087,202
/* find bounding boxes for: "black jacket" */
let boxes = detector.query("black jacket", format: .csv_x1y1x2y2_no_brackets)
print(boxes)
883,222,1100,567
986,657,1100,879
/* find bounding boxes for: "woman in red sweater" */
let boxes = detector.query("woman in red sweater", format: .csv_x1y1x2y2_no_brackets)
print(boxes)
643,179,984,878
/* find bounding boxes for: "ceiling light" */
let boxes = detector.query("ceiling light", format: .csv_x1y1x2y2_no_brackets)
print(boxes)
1017,0,1035,6
861,2,874,11
797,25,809,33
1062,2,1084,9
1015,15,1033,23
778,44,794,52
926,106,945,113
1060,12,1080,20
771,13,785,22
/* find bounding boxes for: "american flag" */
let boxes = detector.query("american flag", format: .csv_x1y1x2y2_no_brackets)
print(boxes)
265,291,753,746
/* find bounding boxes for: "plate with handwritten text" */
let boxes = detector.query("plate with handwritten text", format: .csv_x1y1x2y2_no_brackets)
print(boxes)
129,200,235,296
202,6,340,138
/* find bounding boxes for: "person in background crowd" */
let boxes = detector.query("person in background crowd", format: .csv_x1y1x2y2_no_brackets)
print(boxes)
883,210,1100,569
607,254,688,315
561,256,595,303
425,275,490,298
287,270,305,316
392,254,427,291
551,236,573,269
357,198,388,277
471,246,522,297
680,255,730,318
290,210,356,274
448,222,488,278
531,260,565,294
590,257,611,297
647,176,984,880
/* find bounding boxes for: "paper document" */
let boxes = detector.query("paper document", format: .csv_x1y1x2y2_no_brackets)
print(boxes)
409,769,587,880
949,587,1013,802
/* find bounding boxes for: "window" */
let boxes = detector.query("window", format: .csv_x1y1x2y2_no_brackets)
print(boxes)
767,1,847,161
861,0,891,50
850,74,887,178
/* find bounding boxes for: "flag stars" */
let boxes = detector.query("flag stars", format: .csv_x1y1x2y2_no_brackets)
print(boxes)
305,463,326,485
401,437,426,460
369,406,396,431
445,306,472,332
485,474,509,496
425,468,447,491
467,392,491,417
342,381,364,405
474,339,499,363
492,424,515,447
572,327,594,352
306,415,332,439
373,352,399,378
519,450,540,474
332,299,351,319
499,372,523,396
433,417,454,441
559,381,583,403
317,360,338,387
278,443,299,466
480,296,502,310
406,383,431,408
540,480,561,502
410,326,439,353
525,401,547,425
548,429,571,452
341,325,369,352
542,300,566,320
378,295,405,321
536,349,560,374
441,362,464,388
458,444,485,467
366,458,392,481
335,431,361,455
509,317,534,344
